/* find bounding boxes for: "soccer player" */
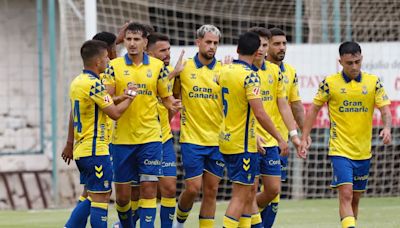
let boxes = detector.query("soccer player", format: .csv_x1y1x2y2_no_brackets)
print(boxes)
219,31,289,228
261,27,310,228
299,41,392,228
146,32,183,228
247,27,301,228
62,32,119,228
64,40,136,228
172,24,224,228
103,22,180,228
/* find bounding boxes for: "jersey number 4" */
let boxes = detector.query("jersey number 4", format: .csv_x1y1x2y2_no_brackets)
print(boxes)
73,100,83,133
222,87,229,116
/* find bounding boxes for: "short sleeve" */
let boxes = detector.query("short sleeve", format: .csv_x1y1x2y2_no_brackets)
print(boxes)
244,71,261,100
276,70,287,99
313,78,330,106
102,64,116,87
157,65,173,98
375,78,391,107
289,73,302,102
89,80,114,109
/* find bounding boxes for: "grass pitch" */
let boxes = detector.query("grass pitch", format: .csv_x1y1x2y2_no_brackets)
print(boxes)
1,197,399,227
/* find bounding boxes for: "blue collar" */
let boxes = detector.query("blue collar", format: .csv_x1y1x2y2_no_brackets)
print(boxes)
279,62,286,72
342,71,361,83
194,53,217,69
233,59,253,69
83,69,99,79
124,53,150,66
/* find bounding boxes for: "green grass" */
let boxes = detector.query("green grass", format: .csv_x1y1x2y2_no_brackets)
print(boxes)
1,197,399,227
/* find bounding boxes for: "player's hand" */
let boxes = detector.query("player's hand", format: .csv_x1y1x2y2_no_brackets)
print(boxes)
257,135,266,155
124,83,138,99
278,139,289,156
61,142,73,165
222,55,233,65
380,127,392,145
116,21,131,45
291,135,301,148
306,135,312,149
169,50,185,80
168,99,182,113
297,138,308,159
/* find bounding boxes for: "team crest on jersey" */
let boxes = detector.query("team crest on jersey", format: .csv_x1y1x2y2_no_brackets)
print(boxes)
362,85,368,95
124,70,129,76
190,73,196,79
283,75,289,83
268,74,273,84
147,69,152,78
340,88,346,94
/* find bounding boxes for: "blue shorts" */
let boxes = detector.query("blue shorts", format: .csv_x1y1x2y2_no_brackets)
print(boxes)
280,154,288,181
75,155,113,193
181,143,225,179
111,142,162,184
223,152,259,185
330,156,371,191
80,144,113,185
259,146,282,176
161,138,177,177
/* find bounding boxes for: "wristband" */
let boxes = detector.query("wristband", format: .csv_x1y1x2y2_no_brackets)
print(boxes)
127,90,137,96
289,130,298,138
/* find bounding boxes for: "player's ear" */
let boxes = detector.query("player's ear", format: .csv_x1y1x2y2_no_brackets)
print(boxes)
143,37,148,47
196,38,200,47
338,58,343,67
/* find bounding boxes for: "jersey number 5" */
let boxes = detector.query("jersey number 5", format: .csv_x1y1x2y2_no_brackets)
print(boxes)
222,87,229,116
73,100,83,133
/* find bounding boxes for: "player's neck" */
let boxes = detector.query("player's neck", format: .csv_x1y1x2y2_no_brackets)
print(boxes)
83,66,100,76
238,55,254,66
266,55,281,66
129,52,144,65
197,53,213,66
253,59,264,68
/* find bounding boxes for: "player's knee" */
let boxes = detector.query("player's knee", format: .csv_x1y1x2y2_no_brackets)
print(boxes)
339,188,353,203
185,182,202,197
203,183,219,199
162,184,177,198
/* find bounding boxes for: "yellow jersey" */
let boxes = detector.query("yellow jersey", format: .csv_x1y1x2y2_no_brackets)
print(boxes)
69,70,113,158
255,61,286,147
103,53,172,144
100,73,114,144
158,65,175,143
275,62,301,141
219,60,261,154
178,54,222,146
313,71,390,160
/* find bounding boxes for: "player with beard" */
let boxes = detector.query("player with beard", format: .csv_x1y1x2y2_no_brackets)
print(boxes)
172,24,224,228
261,27,310,228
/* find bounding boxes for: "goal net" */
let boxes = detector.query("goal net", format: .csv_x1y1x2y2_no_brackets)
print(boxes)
58,0,400,201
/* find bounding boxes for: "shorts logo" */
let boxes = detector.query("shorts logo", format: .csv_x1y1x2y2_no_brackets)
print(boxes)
243,158,250,171
144,159,161,166
269,159,281,166
145,216,153,222
95,165,103,178
169,214,174,220
354,175,368,181
104,180,109,189
272,205,279,213
216,161,225,168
